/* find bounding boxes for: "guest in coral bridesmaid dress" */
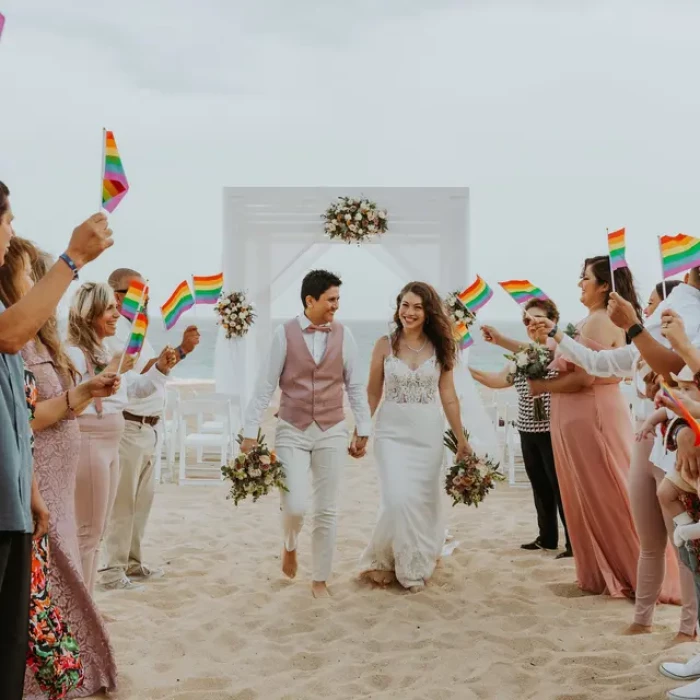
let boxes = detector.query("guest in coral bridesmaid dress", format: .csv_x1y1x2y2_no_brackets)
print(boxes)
530,257,677,603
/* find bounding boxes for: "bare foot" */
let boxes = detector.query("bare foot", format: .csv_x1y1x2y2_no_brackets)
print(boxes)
282,548,297,579
311,581,331,598
366,570,395,587
623,623,652,636
672,631,698,645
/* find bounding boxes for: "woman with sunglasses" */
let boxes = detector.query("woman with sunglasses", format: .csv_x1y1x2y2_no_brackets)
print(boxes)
472,298,571,558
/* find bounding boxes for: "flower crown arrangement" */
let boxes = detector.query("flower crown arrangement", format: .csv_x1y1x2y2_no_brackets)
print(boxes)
215,290,255,339
221,432,288,506
444,429,504,507
322,196,388,244
444,291,476,329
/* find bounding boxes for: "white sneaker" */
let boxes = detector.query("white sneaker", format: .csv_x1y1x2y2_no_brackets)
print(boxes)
101,576,144,592
126,565,164,581
661,654,700,681
668,677,700,699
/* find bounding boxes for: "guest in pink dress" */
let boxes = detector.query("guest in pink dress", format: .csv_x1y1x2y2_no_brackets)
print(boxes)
0,238,119,697
530,256,677,602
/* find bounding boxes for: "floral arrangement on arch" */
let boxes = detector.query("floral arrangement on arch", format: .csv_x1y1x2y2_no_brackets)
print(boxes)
322,196,388,244
444,429,504,507
221,432,288,506
215,290,255,339
444,291,476,329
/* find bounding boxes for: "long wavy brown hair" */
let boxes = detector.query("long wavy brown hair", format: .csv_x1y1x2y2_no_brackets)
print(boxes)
392,281,457,371
0,237,79,384
67,282,114,369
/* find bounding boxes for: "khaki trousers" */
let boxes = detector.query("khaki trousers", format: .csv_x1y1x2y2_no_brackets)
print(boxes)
100,420,158,584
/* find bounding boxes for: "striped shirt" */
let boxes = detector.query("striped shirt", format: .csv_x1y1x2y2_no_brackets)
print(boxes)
513,371,555,434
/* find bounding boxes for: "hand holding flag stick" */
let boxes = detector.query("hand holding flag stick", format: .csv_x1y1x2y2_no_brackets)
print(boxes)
658,381,700,446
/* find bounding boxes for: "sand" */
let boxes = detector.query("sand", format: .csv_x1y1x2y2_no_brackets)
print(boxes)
96,409,695,700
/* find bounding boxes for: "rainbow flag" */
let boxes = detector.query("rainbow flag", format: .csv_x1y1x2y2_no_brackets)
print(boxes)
120,280,147,321
607,228,627,271
101,130,129,213
660,381,700,446
192,273,224,304
454,321,474,350
0,12,6,40
161,280,194,330
499,280,549,305
126,312,148,355
457,276,493,314
660,234,700,278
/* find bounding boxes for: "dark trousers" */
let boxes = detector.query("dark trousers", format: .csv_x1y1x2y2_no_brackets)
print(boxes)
0,531,32,700
519,431,570,550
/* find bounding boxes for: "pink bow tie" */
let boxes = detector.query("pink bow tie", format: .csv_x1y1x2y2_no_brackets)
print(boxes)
304,324,331,333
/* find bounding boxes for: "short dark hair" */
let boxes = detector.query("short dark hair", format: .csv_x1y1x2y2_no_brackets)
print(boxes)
300,269,342,308
524,298,560,323
655,279,682,301
0,181,10,220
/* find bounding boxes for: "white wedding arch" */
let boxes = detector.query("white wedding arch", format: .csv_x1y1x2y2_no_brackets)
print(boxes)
214,186,497,457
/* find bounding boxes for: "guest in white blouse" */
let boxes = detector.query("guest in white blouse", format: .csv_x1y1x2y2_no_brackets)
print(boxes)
65,282,175,593
532,274,700,643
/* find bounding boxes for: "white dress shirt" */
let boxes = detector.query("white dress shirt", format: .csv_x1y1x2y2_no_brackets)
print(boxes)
243,315,372,439
66,343,168,416
104,316,165,417
557,283,700,421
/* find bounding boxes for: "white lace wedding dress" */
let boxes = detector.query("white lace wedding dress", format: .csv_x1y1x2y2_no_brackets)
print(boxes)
359,349,445,590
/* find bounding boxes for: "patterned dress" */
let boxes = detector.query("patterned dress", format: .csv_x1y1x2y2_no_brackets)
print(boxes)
22,341,117,699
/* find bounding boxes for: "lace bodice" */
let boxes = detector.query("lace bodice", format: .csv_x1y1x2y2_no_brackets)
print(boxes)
383,355,440,405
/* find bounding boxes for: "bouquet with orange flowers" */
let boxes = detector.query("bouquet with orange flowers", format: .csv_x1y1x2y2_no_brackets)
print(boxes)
444,429,503,507
221,431,287,505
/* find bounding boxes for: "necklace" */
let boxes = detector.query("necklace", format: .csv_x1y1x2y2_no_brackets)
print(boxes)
404,337,428,354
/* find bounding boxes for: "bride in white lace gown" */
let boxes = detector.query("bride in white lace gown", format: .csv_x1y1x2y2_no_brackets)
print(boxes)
358,282,471,592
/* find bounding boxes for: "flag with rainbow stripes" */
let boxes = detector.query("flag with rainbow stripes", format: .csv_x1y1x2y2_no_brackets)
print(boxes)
101,130,129,213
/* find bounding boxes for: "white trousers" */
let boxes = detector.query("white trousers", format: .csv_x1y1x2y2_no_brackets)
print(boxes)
275,419,348,582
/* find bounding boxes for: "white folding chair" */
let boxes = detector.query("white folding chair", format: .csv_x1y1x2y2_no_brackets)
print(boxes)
178,398,234,484
157,388,180,483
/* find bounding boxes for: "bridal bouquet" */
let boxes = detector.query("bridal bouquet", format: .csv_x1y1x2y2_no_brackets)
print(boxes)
443,429,504,507
221,431,287,505
505,343,553,421
444,291,476,329
215,290,255,339
322,196,388,244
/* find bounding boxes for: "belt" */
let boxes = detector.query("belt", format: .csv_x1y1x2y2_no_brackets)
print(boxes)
123,410,160,427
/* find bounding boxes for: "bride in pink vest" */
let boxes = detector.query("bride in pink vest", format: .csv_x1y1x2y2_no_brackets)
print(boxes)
240,270,371,598
360,282,472,592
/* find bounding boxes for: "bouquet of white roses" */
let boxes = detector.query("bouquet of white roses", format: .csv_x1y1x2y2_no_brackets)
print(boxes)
505,343,553,421
322,196,388,244
215,290,255,339
221,431,287,505
443,429,504,507
444,291,476,329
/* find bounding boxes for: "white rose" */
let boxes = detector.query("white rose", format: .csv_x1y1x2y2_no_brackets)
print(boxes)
345,214,352,221
516,354,529,368
355,213,362,221
455,309,464,319
378,210,386,219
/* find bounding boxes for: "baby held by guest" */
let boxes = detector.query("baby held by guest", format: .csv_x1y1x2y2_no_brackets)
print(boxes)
639,365,700,546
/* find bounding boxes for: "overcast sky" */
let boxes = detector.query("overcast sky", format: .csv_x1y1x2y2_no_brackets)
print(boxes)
1,0,699,321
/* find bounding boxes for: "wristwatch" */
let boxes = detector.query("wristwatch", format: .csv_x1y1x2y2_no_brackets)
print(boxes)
176,346,187,361
627,323,644,340
547,325,558,338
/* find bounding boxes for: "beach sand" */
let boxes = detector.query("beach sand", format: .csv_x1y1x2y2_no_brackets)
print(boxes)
96,406,693,700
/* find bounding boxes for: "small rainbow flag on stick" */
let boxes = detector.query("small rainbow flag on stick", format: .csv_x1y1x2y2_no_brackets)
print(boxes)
607,228,627,271
659,234,700,278
457,276,493,314
660,381,700,446
126,312,149,355
120,280,147,321
499,280,549,305
453,321,474,350
101,129,129,213
192,273,224,304
161,280,195,330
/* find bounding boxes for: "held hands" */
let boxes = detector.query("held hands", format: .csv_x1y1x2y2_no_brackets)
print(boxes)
156,347,178,375
180,326,200,354
348,431,368,459
660,309,689,351
65,213,114,268
607,293,638,332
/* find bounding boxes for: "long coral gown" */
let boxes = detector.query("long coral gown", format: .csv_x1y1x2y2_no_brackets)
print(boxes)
548,328,679,602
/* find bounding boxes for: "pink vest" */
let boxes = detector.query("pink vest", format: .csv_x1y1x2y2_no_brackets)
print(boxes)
277,319,345,432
